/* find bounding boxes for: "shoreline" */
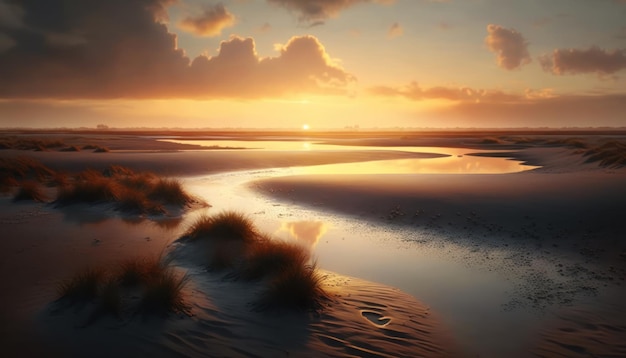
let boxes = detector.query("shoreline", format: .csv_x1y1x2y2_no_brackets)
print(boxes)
2,132,625,357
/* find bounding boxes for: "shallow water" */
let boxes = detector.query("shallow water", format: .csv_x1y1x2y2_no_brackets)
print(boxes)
163,140,539,174
182,165,542,356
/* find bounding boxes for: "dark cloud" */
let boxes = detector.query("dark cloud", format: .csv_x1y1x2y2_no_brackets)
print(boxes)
369,81,524,103
539,46,626,76
485,24,531,70
178,3,235,37
0,0,353,99
266,0,392,23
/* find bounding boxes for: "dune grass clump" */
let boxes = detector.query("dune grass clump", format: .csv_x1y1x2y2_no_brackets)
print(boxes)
53,166,195,216
257,261,327,311
0,157,54,182
56,177,120,204
60,145,81,152
117,253,171,286
239,240,310,281
184,211,257,242
140,269,189,314
584,141,626,168
102,165,135,178
115,188,165,215
13,181,46,202
480,137,504,145
150,178,192,206
93,146,110,153
57,253,189,318
58,267,105,302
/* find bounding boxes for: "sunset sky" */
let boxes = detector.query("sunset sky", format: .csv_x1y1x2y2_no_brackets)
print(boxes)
0,0,625,129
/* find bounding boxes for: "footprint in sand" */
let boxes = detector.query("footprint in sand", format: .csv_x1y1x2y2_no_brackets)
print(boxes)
360,310,391,327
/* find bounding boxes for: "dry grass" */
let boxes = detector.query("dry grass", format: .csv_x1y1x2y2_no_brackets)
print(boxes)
93,146,110,153
0,137,65,151
56,177,120,204
584,141,626,167
115,188,165,215
13,181,46,202
54,167,194,215
140,268,189,314
57,253,189,316
257,261,327,311
178,211,328,310
117,253,171,286
184,211,257,242
150,178,192,205
480,137,504,145
0,157,54,182
60,145,81,152
239,240,310,281
57,267,105,302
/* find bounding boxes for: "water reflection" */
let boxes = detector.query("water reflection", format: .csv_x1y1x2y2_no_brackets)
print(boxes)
162,140,538,174
276,220,328,248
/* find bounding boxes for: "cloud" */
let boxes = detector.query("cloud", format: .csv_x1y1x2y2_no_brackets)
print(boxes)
485,24,531,70
388,22,403,38
178,3,235,37
539,47,626,76
369,81,524,103
0,0,354,99
266,0,392,23
371,81,626,127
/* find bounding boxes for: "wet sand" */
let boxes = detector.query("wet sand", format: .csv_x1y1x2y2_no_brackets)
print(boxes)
1,131,625,357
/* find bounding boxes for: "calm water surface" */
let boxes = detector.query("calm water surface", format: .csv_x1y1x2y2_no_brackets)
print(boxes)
178,142,542,357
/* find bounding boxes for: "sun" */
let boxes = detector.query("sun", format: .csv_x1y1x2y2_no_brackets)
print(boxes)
302,124,310,130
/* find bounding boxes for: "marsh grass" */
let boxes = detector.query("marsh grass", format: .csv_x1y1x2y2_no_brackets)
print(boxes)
239,240,310,281
141,268,189,314
57,177,120,204
0,138,65,151
57,253,189,317
584,141,626,167
115,188,165,215
13,181,46,202
480,137,504,145
546,138,589,149
54,166,194,215
184,211,257,242
60,145,81,152
0,157,54,181
150,178,192,205
117,253,171,286
256,261,327,311
57,267,105,302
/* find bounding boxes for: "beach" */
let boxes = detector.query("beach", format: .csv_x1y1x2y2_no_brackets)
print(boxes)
1,130,625,357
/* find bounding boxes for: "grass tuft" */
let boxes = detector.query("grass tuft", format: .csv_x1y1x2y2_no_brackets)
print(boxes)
60,145,81,152
150,178,192,205
93,146,110,153
239,240,310,280
56,177,120,204
57,267,105,302
115,188,165,215
257,261,327,311
13,181,46,202
141,268,189,314
584,141,626,168
184,211,257,242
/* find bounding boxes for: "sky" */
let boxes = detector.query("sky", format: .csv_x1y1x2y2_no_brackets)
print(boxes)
0,0,625,129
